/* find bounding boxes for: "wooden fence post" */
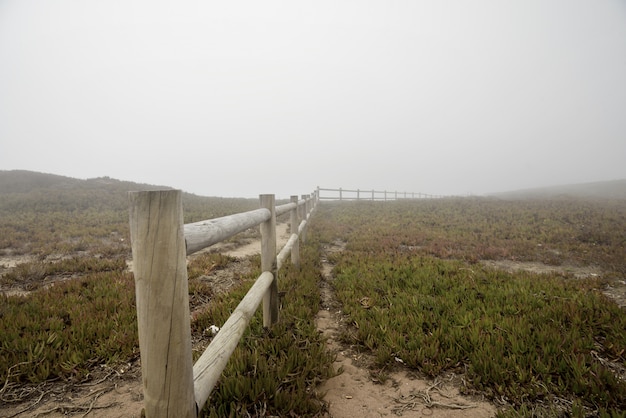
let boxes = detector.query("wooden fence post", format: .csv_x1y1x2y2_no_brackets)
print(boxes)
290,195,300,269
128,190,196,418
298,195,306,220
300,195,308,244
260,194,278,327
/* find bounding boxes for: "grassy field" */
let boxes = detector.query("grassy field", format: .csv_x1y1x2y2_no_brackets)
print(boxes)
312,199,626,417
1,172,625,416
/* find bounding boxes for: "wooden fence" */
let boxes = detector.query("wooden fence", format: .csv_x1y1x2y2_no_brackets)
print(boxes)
128,190,317,417
317,186,442,201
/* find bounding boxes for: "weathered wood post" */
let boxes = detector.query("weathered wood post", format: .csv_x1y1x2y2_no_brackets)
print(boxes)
260,194,278,327
339,187,343,201
298,195,306,220
300,194,308,244
128,190,196,418
371,189,375,201
290,195,300,269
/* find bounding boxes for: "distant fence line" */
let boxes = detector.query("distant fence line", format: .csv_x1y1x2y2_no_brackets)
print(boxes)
317,186,443,201
128,189,318,417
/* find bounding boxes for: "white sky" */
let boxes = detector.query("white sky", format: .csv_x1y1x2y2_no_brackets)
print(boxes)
1,0,625,198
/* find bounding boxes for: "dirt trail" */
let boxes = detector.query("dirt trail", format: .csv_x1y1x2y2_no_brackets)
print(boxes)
315,241,497,418
221,222,291,258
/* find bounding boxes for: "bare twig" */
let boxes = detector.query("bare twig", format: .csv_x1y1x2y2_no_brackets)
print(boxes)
81,387,111,418
4,388,50,418
34,402,118,417
1,361,33,399
392,380,477,415
77,369,117,387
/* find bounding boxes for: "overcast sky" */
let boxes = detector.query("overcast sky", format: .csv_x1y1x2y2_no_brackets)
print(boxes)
1,1,625,198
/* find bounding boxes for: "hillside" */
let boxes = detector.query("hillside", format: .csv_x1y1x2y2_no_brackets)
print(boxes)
0,170,175,214
0,170,259,256
490,179,626,200
0,170,183,195
0,170,83,193
0,170,257,221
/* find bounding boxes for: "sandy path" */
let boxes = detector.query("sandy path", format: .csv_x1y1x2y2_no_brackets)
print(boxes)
221,222,291,258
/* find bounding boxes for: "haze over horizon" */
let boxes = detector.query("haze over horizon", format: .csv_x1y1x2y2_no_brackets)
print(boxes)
2,1,625,199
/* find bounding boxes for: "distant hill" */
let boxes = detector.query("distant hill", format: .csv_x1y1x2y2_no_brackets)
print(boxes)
0,170,257,222
0,170,172,195
0,170,79,193
490,179,626,200
0,170,174,213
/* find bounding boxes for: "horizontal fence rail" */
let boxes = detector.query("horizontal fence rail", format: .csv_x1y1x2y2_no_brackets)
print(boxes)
129,190,318,417
184,208,271,255
317,186,443,201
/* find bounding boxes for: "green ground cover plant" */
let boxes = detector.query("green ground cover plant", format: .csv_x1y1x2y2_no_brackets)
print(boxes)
315,198,626,276
0,270,137,384
1,256,127,289
191,244,336,417
313,200,626,416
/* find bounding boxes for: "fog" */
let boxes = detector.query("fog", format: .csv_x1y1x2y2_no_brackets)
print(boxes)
1,1,625,198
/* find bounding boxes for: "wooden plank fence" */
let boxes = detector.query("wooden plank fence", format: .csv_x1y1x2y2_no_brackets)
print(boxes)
128,190,317,417
317,186,442,201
